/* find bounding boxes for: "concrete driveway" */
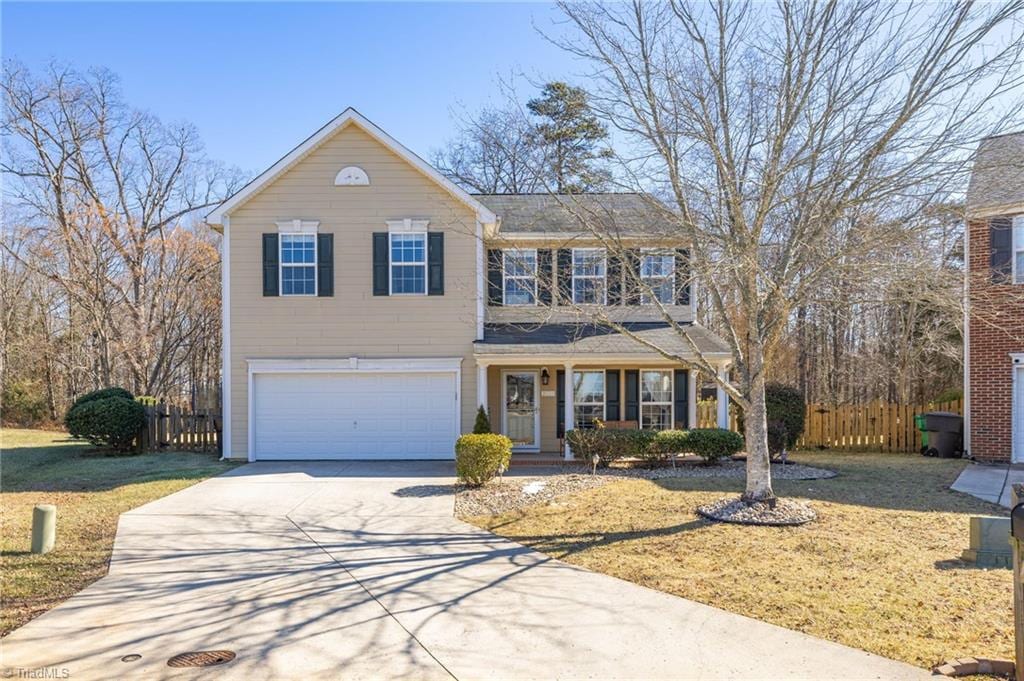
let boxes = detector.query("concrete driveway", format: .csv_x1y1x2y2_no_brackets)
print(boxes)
1,461,928,680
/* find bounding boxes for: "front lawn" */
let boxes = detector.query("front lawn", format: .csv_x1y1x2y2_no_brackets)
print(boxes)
468,452,1011,670
0,428,236,635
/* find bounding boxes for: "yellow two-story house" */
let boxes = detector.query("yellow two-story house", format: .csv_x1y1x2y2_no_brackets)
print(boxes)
206,108,731,461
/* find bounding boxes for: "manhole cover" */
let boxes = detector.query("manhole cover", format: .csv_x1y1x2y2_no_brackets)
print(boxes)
166,650,236,668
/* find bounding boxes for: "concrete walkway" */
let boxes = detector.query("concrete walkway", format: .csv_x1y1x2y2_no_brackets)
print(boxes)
952,462,1024,507
1,462,928,680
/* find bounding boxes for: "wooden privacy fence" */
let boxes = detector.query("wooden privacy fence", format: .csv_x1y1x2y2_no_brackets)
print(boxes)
696,397,963,453
138,399,221,454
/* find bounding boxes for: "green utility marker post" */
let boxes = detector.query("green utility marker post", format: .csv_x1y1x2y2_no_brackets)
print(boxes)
31,504,56,554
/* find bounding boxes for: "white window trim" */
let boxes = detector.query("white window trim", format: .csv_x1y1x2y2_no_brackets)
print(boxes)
388,230,428,296
640,249,676,306
503,248,539,306
572,248,607,305
1013,215,1024,285
275,219,320,234
572,369,606,426
279,232,317,297
639,368,674,430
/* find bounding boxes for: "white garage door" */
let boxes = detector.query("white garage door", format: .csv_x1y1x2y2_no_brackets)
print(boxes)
252,372,458,460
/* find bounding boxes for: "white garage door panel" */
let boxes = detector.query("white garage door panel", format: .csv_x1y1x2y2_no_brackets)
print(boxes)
253,372,457,460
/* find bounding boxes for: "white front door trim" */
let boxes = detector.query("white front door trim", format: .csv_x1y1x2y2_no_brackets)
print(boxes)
501,369,540,452
1013,354,1024,464
246,357,463,462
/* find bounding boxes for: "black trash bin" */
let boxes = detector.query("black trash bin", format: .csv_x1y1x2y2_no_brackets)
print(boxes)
915,411,963,458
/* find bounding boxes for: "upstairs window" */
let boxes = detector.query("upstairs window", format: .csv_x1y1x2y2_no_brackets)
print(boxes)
640,251,675,305
572,248,606,304
504,249,538,305
573,370,605,428
280,234,317,296
640,370,673,430
1015,215,1024,285
390,232,427,294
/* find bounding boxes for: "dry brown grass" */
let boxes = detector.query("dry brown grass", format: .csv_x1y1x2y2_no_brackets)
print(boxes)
1,429,236,635
468,452,1011,670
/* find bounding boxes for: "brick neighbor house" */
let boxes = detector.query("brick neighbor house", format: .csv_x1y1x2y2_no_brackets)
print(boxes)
964,131,1024,464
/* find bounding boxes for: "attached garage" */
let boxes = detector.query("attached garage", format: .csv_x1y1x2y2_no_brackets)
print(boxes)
247,359,461,460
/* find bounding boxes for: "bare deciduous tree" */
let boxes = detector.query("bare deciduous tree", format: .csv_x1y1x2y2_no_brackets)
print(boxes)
545,0,1024,503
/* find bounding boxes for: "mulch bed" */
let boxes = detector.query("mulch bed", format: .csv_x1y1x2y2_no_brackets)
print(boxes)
456,461,835,518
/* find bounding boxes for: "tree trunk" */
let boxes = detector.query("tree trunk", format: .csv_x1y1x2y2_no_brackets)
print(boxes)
742,345,775,503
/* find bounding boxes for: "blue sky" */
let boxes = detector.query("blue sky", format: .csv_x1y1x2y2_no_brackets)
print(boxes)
3,2,581,174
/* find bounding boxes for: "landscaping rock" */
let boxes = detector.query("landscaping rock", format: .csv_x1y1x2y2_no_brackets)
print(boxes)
696,496,817,526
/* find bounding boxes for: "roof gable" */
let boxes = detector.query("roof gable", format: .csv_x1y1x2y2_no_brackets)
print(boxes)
206,108,496,226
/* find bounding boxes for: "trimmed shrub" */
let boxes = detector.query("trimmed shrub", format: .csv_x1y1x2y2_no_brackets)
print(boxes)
568,428,660,468
566,428,615,469
65,396,145,452
764,383,805,450
455,433,512,486
70,387,134,412
685,428,744,464
1,380,49,426
473,405,492,434
652,429,689,456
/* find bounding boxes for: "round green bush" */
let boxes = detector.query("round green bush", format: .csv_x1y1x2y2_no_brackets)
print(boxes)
65,396,145,452
70,387,134,412
767,420,789,459
685,428,744,464
764,383,805,449
455,433,512,486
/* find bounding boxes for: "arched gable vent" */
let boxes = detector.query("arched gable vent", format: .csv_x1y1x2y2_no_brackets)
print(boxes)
334,166,370,186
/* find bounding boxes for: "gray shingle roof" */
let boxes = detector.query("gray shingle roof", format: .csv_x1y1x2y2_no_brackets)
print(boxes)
967,131,1024,215
474,193,672,235
474,322,730,358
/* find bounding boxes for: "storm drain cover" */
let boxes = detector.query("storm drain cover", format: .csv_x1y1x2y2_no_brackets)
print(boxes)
166,650,236,668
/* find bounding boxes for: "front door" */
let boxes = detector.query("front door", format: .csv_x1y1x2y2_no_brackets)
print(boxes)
503,371,539,450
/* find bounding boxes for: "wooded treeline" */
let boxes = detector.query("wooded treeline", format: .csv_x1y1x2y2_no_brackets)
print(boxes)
1,63,239,424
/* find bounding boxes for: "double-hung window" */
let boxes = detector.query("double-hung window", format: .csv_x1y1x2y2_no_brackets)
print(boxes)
280,233,317,296
640,370,673,430
1014,215,1024,285
503,249,537,305
573,370,605,428
641,251,675,305
572,248,606,304
390,232,427,294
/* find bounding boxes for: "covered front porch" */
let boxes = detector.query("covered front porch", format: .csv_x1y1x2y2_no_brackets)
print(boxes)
474,323,733,459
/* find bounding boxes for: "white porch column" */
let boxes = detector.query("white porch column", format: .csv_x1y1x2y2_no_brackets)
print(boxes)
476,361,489,417
716,365,730,430
687,369,698,429
564,362,575,459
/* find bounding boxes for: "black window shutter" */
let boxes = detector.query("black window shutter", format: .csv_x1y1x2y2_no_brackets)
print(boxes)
673,369,689,429
428,232,444,295
625,249,641,305
372,232,389,296
487,249,503,305
606,370,621,421
607,253,623,305
624,369,639,421
537,249,553,305
316,233,334,297
675,249,691,305
557,248,573,304
990,216,1013,284
262,233,279,297
557,369,566,437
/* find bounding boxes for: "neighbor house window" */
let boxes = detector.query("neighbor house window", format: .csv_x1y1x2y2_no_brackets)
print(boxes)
280,233,317,296
640,370,673,430
573,370,605,428
390,232,427,294
640,251,675,305
503,249,537,305
1015,215,1024,285
572,248,606,304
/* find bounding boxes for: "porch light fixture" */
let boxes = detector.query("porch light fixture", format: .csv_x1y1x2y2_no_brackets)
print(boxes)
541,368,550,386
